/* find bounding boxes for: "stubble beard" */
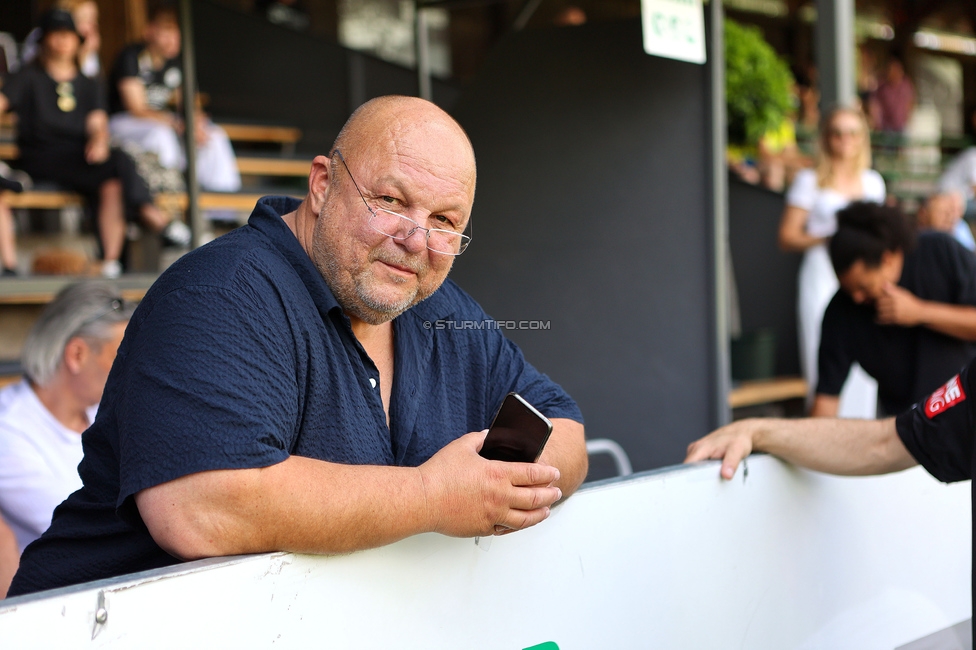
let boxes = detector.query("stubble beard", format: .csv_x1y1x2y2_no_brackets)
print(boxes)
313,207,438,325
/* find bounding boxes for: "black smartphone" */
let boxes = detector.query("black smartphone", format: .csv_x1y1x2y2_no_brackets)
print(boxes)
479,392,553,463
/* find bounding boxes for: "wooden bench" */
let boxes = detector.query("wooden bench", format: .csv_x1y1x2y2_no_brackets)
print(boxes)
0,117,310,203
0,189,293,212
235,156,310,178
728,376,807,409
218,123,302,155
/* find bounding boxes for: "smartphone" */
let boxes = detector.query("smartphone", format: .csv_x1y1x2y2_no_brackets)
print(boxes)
479,392,553,463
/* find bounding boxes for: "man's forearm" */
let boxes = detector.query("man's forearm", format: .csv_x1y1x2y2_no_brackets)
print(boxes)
136,432,563,561
752,416,916,475
538,418,587,498
136,457,431,560
918,301,976,341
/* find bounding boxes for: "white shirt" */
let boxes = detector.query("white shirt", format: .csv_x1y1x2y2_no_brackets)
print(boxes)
0,379,94,552
786,168,887,238
938,148,976,201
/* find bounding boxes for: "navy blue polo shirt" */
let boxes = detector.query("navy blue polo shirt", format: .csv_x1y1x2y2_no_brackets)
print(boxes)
9,197,582,596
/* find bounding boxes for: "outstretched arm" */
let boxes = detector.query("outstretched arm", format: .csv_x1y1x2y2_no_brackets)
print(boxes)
684,416,917,480
136,430,563,561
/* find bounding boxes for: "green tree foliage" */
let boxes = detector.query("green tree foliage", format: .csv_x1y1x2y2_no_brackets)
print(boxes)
725,19,795,147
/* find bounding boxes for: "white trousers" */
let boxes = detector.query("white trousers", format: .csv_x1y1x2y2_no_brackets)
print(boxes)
798,244,878,418
109,113,242,192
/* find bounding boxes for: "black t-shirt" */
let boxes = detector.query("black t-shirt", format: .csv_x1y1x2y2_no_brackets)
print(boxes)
108,43,182,115
818,232,976,415
895,357,975,623
1,62,105,151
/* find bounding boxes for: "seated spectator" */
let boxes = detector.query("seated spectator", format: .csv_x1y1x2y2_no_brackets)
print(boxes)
813,201,976,418
938,109,976,221
0,9,190,278
108,5,241,193
0,167,24,275
21,0,102,79
916,191,975,251
0,513,16,597
0,281,132,553
0,200,15,276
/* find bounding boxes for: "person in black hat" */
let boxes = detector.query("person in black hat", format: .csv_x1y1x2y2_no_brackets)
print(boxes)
0,9,190,277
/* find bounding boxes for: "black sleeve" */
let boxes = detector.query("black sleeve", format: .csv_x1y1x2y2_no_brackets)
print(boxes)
816,294,853,396
76,75,106,115
944,237,976,307
112,45,140,81
895,357,976,483
92,76,107,113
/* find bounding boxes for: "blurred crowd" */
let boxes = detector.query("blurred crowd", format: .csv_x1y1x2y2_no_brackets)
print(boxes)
0,2,241,278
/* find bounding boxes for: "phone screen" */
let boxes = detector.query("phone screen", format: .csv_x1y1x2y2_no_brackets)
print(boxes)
479,393,553,463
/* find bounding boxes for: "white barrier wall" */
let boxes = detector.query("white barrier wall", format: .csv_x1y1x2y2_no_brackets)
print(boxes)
0,456,970,649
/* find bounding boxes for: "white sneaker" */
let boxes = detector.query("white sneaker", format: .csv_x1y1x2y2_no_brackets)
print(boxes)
101,259,122,279
162,220,192,247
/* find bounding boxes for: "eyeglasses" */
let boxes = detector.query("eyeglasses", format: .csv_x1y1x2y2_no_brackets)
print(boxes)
332,149,471,256
828,127,862,139
76,297,124,332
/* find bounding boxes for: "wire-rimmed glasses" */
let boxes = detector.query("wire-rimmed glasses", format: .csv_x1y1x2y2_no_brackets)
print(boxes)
332,149,471,256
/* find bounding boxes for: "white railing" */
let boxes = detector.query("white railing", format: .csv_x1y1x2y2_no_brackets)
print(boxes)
0,455,969,649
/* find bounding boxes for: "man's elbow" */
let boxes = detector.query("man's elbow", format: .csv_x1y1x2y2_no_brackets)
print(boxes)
135,484,237,561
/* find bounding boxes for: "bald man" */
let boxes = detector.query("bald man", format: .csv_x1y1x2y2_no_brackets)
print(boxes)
9,96,588,596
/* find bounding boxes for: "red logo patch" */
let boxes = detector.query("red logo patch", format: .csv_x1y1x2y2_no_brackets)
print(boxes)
924,374,966,418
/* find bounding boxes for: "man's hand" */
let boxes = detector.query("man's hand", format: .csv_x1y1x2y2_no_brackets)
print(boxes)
685,416,916,480
419,431,562,537
876,282,924,327
194,117,211,146
137,431,568,561
684,420,759,480
85,137,110,164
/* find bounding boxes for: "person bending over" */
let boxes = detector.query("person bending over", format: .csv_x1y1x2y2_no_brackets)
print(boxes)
0,281,131,553
0,9,190,278
8,95,587,597
811,200,976,418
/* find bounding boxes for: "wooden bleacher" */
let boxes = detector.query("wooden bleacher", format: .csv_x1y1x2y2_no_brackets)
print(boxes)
727,376,807,409
0,115,310,272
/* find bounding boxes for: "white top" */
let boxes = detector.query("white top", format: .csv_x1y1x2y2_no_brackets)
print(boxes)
0,379,94,552
938,148,976,201
953,220,976,251
786,168,887,239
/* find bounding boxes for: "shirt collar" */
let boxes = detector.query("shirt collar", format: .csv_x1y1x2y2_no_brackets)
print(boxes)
247,196,342,318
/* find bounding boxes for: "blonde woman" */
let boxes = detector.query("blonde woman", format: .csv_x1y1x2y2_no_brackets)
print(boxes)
778,106,885,418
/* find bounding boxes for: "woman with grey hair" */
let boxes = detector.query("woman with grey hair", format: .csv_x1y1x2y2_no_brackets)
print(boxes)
0,281,132,552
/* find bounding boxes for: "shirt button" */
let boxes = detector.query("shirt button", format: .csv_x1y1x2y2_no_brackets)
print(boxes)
369,377,377,389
